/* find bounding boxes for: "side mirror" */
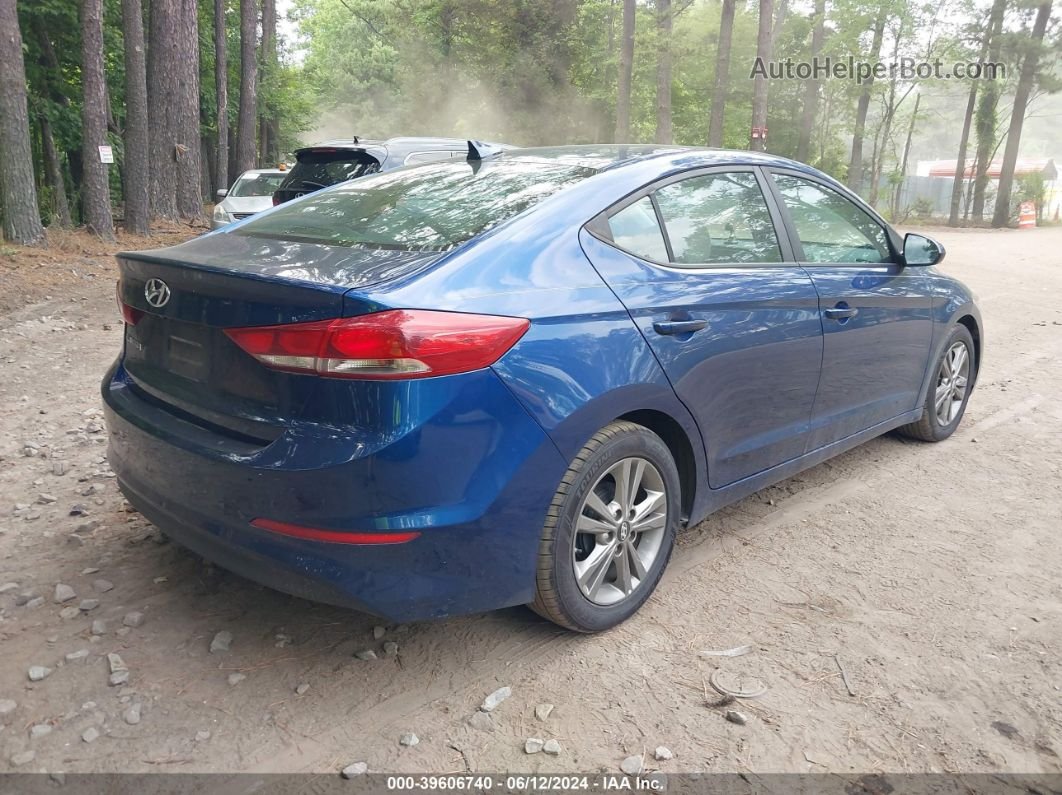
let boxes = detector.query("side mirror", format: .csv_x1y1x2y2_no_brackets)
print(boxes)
215,189,228,201
903,233,945,267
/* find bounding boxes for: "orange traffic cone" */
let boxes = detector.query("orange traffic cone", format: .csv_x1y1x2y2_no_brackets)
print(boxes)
1018,201,1036,229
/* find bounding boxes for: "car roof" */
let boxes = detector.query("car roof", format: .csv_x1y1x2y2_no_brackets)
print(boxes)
496,144,818,174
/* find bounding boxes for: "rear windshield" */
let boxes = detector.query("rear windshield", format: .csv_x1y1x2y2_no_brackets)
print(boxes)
229,172,286,197
279,150,381,191
235,159,597,251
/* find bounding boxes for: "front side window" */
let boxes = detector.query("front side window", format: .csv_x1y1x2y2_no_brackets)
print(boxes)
236,159,596,251
654,172,782,265
772,174,891,264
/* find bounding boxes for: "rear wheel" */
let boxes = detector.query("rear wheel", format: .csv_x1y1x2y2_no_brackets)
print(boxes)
530,421,680,632
897,324,977,442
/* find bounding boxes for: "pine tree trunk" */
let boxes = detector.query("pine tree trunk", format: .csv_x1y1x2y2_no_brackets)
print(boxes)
81,0,115,241
971,0,1007,221
614,0,635,143
846,10,885,193
214,0,229,193
891,92,920,219
148,0,180,220
0,0,45,245
122,0,150,235
40,115,72,228
748,0,774,151
795,0,825,161
259,0,277,165
707,0,735,147
948,83,979,226
654,0,673,144
235,0,259,173
175,0,202,220
992,0,1052,227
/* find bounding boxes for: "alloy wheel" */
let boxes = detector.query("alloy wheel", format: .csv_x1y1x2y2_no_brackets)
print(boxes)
935,340,970,426
572,457,667,606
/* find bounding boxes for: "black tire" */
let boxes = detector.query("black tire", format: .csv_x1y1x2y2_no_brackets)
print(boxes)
897,324,977,442
530,420,680,632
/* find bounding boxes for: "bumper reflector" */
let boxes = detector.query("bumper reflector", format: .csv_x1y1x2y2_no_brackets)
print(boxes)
250,518,420,545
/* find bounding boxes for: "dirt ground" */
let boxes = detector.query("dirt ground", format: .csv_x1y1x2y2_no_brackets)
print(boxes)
0,224,1059,777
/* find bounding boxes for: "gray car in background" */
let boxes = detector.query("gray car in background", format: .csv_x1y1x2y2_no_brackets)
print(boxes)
271,137,511,205
212,169,288,229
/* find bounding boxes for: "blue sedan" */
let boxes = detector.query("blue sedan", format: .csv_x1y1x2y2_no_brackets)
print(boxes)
103,145,981,632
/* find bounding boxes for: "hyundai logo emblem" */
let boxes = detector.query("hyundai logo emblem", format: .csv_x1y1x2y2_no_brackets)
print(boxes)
144,278,171,308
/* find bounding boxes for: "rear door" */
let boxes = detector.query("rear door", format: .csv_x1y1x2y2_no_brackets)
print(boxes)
765,170,933,449
581,167,823,488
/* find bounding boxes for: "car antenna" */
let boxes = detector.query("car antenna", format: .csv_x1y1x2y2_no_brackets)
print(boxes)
467,140,504,161
352,135,359,144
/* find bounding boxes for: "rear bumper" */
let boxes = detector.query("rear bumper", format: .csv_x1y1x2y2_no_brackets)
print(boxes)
102,360,567,621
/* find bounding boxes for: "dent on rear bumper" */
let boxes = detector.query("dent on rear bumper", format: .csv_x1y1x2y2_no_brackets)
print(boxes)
101,360,567,621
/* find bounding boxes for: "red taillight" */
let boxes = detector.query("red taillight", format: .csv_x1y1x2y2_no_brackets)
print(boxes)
224,310,530,380
251,518,420,545
115,281,143,325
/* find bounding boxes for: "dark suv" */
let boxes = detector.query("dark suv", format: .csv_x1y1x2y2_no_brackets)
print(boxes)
272,136,510,205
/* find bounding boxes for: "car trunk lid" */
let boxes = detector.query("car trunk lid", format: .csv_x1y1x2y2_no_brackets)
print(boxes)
117,233,443,440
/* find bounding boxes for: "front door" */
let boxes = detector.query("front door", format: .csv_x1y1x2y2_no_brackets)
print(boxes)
581,168,823,488
766,171,934,449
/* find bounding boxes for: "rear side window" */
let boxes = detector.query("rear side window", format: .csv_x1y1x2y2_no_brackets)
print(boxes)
236,159,597,251
654,172,781,265
608,197,669,262
772,174,890,263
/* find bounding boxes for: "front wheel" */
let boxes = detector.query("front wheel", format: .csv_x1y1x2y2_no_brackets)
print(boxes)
530,421,680,632
897,324,977,442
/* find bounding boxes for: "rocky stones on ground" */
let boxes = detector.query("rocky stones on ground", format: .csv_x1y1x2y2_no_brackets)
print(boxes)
480,686,512,712
38,493,57,504
354,649,377,661
122,611,145,628
53,583,76,603
90,619,106,635
25,596,46,609
341,762,369,778
725,710,748,726
78,599,99,611
620,755,643,775
373,626,386,640
28,665,52,682
534,703,554,721
59,606,80,620
107,653,127,673
92,579,114,593
543,739,561,756
295,683,310,696
209,631,233,654
0,699,17,716
524,737,544,754
195,730,211,742
65,649,89,662
227,673,246,686
654,746,673,761
0,582,19,594
10,750,36,766
30,723,53,739
124,702,142,725
383,641,399,657
82,727,99,743
399,732,419,747
109,670,130,686
468,711,495,732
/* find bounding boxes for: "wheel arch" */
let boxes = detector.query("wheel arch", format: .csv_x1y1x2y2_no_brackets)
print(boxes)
956,313,982,373
618,408,697,525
